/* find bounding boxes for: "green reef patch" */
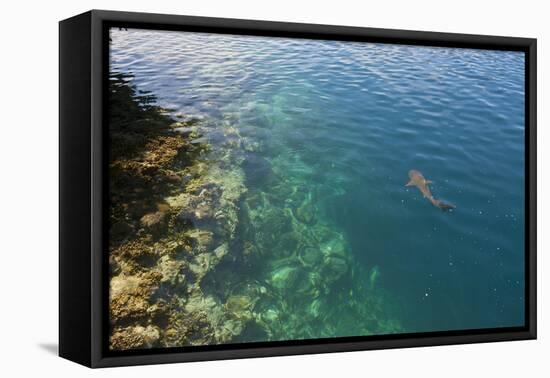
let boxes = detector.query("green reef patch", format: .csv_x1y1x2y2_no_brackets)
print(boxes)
108,73,402,351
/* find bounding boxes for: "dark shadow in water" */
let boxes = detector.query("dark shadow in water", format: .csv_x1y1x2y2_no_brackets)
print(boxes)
109,71,174,162
241,151,277,185
38,343,58,355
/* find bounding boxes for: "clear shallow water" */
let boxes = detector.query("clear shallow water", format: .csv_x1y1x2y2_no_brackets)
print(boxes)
110,28,525,338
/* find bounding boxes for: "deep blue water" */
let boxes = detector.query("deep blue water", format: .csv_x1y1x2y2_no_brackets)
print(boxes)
110,28,525,338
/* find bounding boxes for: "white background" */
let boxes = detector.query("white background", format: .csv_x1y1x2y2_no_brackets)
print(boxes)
0,0,546,376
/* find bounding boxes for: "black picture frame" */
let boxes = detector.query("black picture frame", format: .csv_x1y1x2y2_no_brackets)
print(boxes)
59,9,537,368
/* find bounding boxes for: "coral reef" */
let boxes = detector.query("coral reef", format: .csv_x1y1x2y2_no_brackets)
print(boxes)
108,72,402,351
108,73,248,350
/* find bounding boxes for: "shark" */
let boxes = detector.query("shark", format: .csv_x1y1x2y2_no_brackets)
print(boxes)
405,169,456,211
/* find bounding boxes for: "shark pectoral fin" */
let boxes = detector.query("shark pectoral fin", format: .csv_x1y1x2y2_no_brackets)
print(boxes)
405,180,414,187
426,180,434,184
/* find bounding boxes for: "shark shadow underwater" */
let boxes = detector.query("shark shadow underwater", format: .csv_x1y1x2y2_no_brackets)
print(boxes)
406,169,456,211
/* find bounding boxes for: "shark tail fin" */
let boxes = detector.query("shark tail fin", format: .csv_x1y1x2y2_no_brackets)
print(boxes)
434,199,456,211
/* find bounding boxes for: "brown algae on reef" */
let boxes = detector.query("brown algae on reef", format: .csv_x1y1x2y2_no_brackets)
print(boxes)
107,72,401,351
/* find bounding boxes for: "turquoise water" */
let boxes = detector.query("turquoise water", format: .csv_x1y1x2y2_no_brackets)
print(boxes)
110,28,525,341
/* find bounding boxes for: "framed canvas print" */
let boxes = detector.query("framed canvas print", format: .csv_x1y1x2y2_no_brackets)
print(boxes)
59,10,536,368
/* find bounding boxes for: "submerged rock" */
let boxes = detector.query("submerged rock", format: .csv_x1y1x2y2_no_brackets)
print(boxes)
295,201,316,225
275,232,299,258
157,255,185,286
297,271,323,297
268,259,302,290
309,298,326,319
140,210,166,229
263,309,279,322
225,295,254,321
176,193,215,225
186,229,214,250
214,243,229,260
322,254,348,282
320,236,347,259
110,325,160,350
216,319,245,343
254,207,291,240
109,271,162,324
298,246,323,267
